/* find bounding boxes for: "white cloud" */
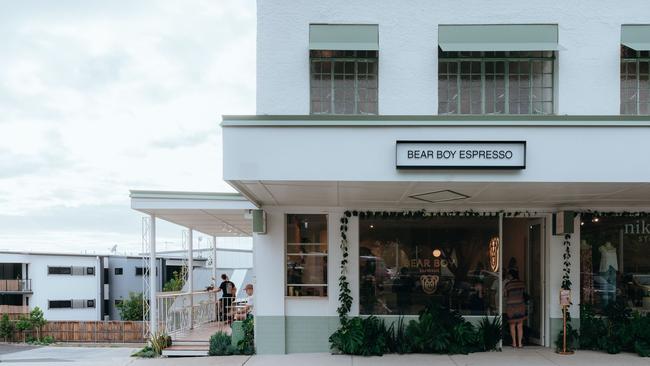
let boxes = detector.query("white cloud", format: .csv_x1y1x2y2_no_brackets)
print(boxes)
0,0,256,252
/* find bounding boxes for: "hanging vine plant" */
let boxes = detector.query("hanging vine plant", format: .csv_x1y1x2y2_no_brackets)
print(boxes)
336,214,352,322
561,233,572,291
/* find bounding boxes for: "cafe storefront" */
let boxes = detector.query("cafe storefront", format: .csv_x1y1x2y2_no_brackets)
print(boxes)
222,115,650,354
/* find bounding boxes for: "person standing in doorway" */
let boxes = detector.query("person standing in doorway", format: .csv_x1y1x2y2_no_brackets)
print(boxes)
217,274,236,322
504,269,527,348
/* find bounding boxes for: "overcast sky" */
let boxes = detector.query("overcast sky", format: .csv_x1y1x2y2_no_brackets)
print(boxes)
0,1,256,254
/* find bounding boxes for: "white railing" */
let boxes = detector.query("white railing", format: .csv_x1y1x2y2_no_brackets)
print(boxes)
156,290,218,337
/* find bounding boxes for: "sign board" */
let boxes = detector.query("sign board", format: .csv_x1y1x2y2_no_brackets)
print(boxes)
559,289,571,307
396,141,526,169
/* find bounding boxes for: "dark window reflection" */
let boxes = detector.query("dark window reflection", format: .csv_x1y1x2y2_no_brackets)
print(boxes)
581,214,650,313
286,214,328,297
359,216,499,315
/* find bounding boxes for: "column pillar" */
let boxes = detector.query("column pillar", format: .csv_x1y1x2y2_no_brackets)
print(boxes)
212,235,217,286
188,228,194,329
149,214,157,335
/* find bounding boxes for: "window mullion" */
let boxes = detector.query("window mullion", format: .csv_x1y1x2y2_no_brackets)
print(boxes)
354,61,359,114
331,61,335,114
505,61,510,114
481,60,486,114
637,59,641,115
529,60,533,114
456,61,461,113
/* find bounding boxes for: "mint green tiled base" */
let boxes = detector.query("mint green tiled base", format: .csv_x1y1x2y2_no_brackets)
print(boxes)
256,315,537,354
255,316,286,354
549,316,579,348
255,316,338,354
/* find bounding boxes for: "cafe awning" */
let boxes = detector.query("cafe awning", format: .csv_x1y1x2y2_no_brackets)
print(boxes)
309,24,379,51
622,25,650,51
438,24,559,52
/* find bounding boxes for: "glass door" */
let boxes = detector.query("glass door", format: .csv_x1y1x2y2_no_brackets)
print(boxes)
526,219,545,345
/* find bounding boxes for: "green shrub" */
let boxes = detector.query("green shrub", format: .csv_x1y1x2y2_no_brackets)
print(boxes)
209,331,237,356
328,317,366,355
386,316,409,354
15,317,32,343
579,304,606,350
405,302,478,354
554,315,579,352
149,332,169,355
329,316,391,355
132,346,157,358
0,314,14,342
163,271,185,292
29,307,47,341
116,292,145,321
237,316,255,355
476,316,502,352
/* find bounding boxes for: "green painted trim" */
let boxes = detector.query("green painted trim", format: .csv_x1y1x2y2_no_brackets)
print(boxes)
221,114,650,127
439,24,558,52
309,24,379,51
622,25,650,51
129,190,247,201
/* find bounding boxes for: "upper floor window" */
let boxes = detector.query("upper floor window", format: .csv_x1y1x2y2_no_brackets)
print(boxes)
310,50,378,115
621,46,650,115
438,50,555,115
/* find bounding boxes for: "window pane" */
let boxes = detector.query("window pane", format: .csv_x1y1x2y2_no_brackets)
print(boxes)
580,214,650,314
310,54,377,115
286,214,328,297
359,216,500,315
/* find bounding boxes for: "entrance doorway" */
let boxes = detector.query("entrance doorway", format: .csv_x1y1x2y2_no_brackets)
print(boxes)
502,218,546,346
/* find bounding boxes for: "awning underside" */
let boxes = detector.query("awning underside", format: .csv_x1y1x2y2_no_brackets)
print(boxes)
233,181,650,210
130,191,255,237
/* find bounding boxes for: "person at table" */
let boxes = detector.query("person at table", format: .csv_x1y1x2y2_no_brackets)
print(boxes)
234,283,254,320
217,274,236,321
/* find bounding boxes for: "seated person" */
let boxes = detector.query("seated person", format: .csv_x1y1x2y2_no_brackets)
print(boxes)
234,283,254,320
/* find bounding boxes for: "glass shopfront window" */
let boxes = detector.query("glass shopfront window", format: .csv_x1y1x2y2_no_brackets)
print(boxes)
286,214,328,297
359,216,500,315
580,214,650,313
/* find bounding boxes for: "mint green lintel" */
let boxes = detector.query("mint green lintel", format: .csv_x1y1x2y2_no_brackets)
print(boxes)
221,115,650,128
622,25,650,51
309,24,379,51
439,24,559,51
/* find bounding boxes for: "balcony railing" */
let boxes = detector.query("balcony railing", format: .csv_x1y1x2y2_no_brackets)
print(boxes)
156,290,218,337
0,279,32,292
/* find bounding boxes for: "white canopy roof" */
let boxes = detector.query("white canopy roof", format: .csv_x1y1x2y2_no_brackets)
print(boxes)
130,190,256,237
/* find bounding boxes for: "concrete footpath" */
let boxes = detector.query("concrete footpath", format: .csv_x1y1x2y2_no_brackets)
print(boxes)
2,345,650,366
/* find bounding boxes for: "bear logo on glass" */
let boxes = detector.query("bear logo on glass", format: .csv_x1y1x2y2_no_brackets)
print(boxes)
420,274,439,294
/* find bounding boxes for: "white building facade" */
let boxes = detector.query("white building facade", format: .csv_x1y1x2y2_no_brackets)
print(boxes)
0,252,104,321
219,0,650,354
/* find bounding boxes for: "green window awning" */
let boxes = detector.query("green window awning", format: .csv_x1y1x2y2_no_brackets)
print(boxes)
439,24,559,52
622,25,650,51
309,24,379,51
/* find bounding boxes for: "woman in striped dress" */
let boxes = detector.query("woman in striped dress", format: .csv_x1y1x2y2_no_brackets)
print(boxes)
504,269,527,348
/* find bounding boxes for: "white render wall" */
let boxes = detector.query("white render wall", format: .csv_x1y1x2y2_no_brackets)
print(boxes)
257,0,650,116
2,253,101,321
223,124,650,184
